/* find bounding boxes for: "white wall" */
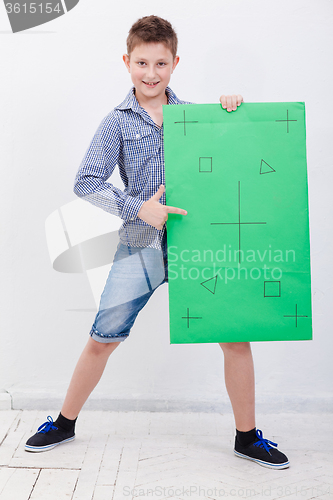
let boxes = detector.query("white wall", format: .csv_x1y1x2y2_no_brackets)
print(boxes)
1,0,332,413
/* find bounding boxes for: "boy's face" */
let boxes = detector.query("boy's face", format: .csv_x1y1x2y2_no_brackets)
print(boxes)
123,43,179,103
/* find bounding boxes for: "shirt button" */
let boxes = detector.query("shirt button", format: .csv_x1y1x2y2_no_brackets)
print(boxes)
136,133,141,139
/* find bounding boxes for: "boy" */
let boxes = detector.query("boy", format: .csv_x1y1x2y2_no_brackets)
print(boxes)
25,15,289,469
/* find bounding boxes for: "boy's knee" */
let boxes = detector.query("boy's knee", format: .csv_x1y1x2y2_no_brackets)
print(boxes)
88,337,121,356
219,341,251,356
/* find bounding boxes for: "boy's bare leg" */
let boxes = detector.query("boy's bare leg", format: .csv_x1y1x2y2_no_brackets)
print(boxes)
61,337,121,420
219,342,255,432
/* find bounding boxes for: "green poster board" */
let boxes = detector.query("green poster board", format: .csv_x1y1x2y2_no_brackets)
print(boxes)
163,103,312,344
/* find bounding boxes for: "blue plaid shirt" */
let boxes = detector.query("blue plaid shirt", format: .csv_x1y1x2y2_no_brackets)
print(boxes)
74,86,191,249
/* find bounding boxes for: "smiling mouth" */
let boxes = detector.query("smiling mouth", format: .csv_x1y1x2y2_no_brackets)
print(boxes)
143,81,160,87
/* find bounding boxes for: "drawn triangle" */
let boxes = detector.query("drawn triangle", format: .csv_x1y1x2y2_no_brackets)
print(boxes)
260,159,276,174
200,275,218,295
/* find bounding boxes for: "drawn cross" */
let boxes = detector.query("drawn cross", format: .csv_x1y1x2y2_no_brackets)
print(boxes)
181,308,202,329
276,109,297,133
211,181,266,264
174,110,198,136
284,304,308,327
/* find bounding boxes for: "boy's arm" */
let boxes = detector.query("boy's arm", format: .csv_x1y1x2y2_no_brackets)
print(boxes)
220,94,243,112
74,113,144,222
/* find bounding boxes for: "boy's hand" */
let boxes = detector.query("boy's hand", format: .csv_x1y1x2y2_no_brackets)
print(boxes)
220,94,243,112
138,185,187,230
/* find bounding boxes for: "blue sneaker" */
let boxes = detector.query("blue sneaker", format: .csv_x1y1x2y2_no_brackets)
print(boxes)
25,416,75,452
234,429,290,469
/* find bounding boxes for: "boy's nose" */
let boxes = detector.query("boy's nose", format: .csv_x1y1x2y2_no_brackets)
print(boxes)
145,66,157,79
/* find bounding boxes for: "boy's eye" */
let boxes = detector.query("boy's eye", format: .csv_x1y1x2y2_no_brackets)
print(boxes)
137,61,166,67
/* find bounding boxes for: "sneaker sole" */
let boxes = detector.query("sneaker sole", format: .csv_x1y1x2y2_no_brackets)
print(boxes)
234,449,290,469
25,436,75,453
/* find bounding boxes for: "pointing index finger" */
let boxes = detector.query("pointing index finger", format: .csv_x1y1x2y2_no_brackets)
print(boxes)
165,205,187,215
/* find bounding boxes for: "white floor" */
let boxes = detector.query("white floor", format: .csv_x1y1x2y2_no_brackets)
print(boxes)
0,411,332,500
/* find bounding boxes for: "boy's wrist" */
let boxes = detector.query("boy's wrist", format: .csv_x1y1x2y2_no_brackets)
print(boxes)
121,195,145,222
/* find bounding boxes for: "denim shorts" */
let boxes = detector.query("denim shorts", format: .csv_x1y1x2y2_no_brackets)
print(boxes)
89,231,168,343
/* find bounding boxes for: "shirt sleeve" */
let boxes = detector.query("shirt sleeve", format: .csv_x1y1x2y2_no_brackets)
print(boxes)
73,112,144,221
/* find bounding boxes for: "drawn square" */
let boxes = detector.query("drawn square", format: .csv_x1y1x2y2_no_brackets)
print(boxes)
264,281,281,297
199,157,212,173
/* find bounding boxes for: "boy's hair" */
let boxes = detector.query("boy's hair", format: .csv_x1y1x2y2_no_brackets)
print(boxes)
127,15,178,59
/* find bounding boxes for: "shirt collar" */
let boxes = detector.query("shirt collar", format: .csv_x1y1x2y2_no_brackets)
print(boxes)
115,86,183,111
165,86,182,105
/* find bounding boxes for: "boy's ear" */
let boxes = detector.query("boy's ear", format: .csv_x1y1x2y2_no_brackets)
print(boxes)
123,54,130,72
172,55,180,73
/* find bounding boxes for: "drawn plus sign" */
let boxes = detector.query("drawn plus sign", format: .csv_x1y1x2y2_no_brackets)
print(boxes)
276,109,297,133
284,304,308,327
174,110,198,136
182,307,202,328
211,181,266,264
